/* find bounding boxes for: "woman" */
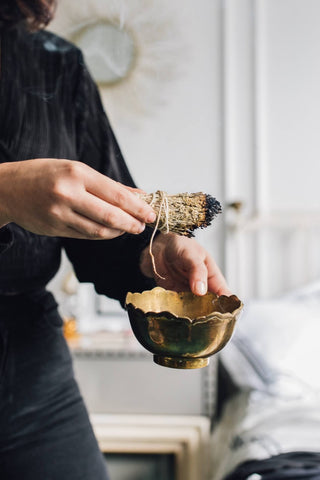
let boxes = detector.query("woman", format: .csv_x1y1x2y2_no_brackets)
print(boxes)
0,1,230,479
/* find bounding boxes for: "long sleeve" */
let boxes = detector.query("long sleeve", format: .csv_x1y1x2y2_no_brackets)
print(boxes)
0,142,14,255
0,226,13,255
62,53,156,307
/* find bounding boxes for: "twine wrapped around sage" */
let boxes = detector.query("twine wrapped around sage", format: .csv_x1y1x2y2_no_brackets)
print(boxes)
139,191,222,237
138,191,222,280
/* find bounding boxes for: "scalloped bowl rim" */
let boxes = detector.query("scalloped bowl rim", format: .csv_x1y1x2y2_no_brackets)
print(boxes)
125,288,243,324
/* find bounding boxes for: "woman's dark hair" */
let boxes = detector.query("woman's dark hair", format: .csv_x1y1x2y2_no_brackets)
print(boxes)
0,0,56,30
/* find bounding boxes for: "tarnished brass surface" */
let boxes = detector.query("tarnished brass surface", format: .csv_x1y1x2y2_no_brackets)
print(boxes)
125,287,243,369
153,355,209,369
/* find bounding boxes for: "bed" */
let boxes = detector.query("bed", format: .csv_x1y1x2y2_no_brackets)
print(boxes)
210,281,320,480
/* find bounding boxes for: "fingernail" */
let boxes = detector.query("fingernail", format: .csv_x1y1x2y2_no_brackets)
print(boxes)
195,281,207,296
135,223,145,234
147,212,157,223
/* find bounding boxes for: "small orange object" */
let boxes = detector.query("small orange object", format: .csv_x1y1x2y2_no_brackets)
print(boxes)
63,317,80,341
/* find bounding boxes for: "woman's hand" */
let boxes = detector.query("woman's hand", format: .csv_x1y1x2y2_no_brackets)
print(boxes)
0,159,156,239
140,232,231,296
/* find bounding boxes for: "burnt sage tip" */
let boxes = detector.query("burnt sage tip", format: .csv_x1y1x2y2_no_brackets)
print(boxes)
204,194,222,227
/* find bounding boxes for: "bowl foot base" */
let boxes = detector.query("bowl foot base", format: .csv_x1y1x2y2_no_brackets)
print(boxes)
153,355,209,369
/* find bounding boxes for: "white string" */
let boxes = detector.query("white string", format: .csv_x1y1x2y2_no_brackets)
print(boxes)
163,194,170,233
148,191,169,280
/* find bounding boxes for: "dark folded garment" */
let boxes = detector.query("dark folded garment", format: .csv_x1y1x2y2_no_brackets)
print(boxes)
224,452,320,480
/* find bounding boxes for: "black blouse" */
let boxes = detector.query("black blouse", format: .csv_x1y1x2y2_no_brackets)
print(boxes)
0,24,155,305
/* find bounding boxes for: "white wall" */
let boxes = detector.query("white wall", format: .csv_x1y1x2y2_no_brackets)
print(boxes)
263,0,320,211
223,0,320,299
109,1,222,195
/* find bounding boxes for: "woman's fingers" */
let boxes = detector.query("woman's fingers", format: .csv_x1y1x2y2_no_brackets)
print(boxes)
177,250,209,295
190,263,209,296
140,233,231,297
122,184,146,194
0,159,155,240
206,255,232,296
84,169,156,224
179,243,231,296
180,253,231,296
65,213,124,240
72,191,146,235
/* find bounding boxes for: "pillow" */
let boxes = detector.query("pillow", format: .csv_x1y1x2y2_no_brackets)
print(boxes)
220,292,320,393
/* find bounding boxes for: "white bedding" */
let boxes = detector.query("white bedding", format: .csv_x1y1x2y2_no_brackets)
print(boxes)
211,282,320,480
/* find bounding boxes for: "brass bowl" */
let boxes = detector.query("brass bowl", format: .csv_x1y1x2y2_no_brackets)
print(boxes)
125,287,243,369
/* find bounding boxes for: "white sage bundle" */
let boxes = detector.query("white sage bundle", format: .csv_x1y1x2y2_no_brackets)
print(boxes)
138,191,222,237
